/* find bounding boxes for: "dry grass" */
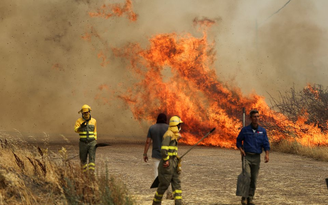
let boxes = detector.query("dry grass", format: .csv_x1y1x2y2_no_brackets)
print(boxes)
271,139,328,161
0,133,135,205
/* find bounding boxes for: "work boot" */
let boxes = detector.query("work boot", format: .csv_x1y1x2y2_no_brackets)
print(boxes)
241,197,247,205
247,197,255,205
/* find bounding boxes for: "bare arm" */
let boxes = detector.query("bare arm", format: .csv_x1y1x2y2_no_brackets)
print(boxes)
238,147,246,156
264,150,269,163
143,138,152,162
236,128,245,157
263,130,270,163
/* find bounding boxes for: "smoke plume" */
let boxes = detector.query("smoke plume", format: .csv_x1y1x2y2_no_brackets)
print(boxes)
1,0,327,141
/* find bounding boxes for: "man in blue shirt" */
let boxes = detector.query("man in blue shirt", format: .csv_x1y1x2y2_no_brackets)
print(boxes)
143,113,173,199
236,110,270,205
143,113,169,177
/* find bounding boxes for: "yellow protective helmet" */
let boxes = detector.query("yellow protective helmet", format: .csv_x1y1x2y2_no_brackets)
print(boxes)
78,104,92,114
169,116,183,127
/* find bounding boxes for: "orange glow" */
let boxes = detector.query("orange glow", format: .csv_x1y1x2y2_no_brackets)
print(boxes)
84,2,328,148
81,26,111,67
52,63,64,71
81,32,91,42
89,0,137,22
112,32,328,147
304,84,320,99
97,51,110,67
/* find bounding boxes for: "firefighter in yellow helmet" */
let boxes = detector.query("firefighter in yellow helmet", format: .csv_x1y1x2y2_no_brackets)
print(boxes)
153,116,183,205
74,104,97,173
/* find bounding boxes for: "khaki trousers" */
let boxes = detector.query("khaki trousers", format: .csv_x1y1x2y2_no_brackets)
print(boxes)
244,153,261,199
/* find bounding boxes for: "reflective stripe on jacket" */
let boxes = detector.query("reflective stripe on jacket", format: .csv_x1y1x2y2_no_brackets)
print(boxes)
161,128,179,161
74,117,97,140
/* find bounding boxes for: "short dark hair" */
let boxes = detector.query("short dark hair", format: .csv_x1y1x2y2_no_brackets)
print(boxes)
249,110,259,117
156,113,167,123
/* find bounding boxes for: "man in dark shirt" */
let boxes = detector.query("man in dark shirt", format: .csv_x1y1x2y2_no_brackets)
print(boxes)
236,110,270,205
143,113,169,177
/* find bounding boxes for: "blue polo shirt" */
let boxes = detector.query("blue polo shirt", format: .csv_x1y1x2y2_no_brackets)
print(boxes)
236,124,270,154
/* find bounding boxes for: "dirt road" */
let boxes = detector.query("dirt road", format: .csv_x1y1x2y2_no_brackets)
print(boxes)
80,144,328,205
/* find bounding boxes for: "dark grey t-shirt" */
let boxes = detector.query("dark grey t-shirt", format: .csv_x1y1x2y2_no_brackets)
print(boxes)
147,123,169,159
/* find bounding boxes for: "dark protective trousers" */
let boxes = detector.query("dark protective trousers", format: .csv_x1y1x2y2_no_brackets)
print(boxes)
244,153,261,200
79,140,97,172
153,157,181,205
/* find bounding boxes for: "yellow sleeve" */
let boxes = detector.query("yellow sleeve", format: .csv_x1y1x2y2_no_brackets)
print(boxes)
161,131,171,161
74,119,81,133
94,120,97,140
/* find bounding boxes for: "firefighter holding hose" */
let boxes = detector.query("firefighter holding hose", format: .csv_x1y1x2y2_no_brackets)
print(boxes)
152,116,183,205
74,104,97,173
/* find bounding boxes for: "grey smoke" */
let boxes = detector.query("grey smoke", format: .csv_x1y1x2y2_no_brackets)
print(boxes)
1,0,327,141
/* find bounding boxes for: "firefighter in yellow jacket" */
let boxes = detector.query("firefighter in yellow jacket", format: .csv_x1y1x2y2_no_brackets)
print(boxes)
74,104,97,172
153,116,183,205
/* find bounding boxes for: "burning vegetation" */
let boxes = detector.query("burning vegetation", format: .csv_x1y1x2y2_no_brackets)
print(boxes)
84,0,328,149
112,29,328,148
270,84,328,132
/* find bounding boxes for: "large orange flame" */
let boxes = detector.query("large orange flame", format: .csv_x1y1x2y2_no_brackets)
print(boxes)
112,30,273,147
85,1,328,148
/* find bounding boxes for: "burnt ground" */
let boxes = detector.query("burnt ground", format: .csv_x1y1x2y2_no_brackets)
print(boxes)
59,143,328,205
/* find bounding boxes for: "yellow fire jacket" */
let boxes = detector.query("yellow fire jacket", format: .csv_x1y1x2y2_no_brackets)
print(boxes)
74,117,97,140
161,126,181,161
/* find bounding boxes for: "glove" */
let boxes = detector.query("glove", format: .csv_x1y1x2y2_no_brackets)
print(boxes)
80,121,87,128
177,157,182,174
163,160,169,168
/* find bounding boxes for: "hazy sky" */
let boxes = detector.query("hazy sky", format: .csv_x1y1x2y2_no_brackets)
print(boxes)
1,0,328,139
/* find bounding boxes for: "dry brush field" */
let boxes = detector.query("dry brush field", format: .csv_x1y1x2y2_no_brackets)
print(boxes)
94,144,328,205
1,133,327,205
